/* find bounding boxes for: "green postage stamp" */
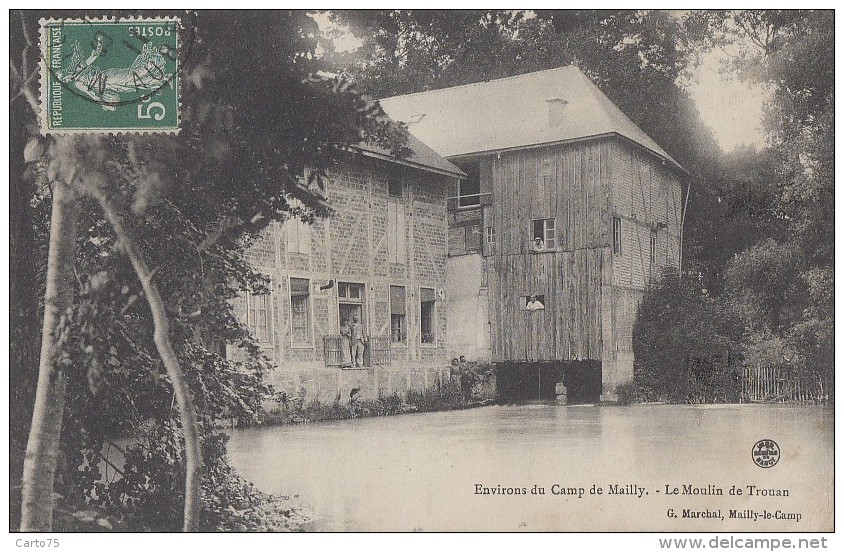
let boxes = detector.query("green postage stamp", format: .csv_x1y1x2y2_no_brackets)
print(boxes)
39,17,180,134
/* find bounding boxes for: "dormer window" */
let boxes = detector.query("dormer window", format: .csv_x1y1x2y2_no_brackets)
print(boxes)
531,218,556,252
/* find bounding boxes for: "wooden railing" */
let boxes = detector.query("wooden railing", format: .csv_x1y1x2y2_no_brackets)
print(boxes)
446,192,492,211
741,366,828,403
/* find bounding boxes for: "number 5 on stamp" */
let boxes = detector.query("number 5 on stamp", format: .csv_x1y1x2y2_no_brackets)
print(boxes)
39,16,181,134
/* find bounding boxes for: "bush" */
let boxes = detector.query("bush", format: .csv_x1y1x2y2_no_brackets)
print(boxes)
614,382,644,406
633,268,743,403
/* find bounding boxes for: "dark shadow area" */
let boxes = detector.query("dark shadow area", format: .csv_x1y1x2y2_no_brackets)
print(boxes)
496,360,601,404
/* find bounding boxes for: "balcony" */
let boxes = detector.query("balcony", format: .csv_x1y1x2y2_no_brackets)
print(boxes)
323,335,391,368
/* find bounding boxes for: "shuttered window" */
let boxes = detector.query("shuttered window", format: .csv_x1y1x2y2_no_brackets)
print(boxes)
390,285,406,343
285,217,311,254
290,278,311,346
387,201,406,264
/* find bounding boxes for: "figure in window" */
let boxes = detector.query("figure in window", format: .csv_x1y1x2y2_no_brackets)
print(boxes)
526,295,545,311
532,237,545,251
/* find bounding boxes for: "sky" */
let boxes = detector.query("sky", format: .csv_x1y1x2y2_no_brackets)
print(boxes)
685,49,768,152
312,11,769,154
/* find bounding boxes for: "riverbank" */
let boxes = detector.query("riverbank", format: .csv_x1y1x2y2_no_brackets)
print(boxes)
254,387,496,427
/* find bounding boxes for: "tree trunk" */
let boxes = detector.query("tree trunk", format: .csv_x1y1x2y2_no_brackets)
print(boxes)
10,98,41,530
95,193,204,532
20,179,80,532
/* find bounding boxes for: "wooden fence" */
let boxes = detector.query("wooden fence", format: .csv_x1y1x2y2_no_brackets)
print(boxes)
741,365,828,403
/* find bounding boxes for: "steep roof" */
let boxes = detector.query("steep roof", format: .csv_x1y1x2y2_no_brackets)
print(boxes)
354,130,465,179
379,65,683,172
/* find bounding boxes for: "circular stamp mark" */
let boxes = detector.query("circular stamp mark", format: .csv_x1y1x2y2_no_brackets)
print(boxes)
40,13,197,133
752,439,780,468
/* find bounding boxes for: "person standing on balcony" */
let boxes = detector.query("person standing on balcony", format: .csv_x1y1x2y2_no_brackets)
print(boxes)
350,314,367,367
339,317,352,367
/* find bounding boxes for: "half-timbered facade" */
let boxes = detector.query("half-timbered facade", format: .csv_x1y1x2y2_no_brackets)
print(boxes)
231,137,463,404
381,66,687,401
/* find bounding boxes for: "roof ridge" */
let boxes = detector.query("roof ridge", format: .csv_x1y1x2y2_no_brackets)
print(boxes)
380,64,581,102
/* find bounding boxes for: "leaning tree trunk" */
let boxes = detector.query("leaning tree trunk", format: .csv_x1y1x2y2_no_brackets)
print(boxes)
20,178,80,532
94,192,204,532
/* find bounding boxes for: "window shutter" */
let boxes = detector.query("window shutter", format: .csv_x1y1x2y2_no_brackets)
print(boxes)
387,202,397,261
299,221,311,254
290,278,310,296
390,286,406,315
396,208,406,264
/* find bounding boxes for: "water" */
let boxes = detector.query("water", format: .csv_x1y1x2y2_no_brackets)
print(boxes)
227,404,833,531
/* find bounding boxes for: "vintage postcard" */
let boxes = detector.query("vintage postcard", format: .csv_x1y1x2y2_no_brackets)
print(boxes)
7,7,835,541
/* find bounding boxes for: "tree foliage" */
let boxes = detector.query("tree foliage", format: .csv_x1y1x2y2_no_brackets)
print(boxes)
633,269,743,403
11,9,410,530
686,10,834,393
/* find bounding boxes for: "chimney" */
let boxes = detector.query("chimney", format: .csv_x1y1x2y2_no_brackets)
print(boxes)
547,98,568,128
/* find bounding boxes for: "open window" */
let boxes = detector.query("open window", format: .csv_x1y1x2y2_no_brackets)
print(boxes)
531,218,556,251
521,294,546,311
458,161,481,207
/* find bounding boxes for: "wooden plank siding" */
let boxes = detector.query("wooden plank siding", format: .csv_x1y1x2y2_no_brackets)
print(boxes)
608,140,684,357
486,140,612,363
483,137,683,372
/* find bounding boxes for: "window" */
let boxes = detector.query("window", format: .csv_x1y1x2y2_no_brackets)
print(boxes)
246,290,271,343
285,217,311,254
486,226,496,246
338,282,363,301
387,201,407,264
465,224,482,253
338,282,365,333
650,230,657,265
521,295,546,311
420,287,436,345
531,218,556,251
290,278,312,346
388,172,403,197
458,162,480,207
389,285,406,344
613,217,622,255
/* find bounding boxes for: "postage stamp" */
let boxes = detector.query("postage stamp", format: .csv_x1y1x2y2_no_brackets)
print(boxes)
39,17,181,134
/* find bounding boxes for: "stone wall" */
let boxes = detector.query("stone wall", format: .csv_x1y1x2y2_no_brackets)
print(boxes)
230,155,453,401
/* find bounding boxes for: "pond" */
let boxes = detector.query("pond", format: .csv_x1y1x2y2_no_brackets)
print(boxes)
227,404,833,531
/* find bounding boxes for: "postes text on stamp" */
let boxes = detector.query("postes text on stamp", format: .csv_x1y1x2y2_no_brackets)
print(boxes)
39,17,180,134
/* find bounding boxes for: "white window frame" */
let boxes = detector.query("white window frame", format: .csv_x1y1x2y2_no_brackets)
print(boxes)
530,217,557,252
246,284,273,345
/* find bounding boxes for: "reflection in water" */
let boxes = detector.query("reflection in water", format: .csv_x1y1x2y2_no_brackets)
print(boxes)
227,404,833,531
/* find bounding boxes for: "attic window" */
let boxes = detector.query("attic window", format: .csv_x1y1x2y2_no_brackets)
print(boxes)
408,113,426,124
547,98,568,128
